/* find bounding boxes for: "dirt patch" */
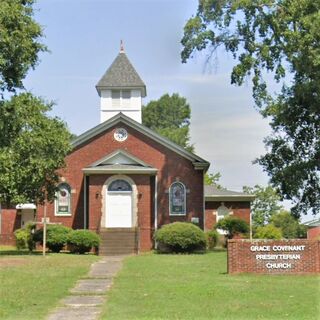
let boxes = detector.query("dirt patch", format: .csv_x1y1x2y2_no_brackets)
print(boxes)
0,258,28,267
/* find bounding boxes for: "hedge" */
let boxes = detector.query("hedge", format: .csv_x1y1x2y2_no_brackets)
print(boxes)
154,222,206,253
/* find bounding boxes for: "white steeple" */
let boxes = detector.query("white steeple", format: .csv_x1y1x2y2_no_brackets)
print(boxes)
96,42,146,123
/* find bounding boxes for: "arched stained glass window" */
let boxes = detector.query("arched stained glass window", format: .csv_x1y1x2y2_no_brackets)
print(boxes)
169,182,186,215
55,183,71,216
108,179,132,192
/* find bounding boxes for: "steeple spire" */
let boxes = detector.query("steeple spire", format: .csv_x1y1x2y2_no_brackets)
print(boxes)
96,47,146,124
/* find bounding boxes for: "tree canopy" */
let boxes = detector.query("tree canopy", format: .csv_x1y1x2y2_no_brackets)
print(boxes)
0,0,46,93
181,0,320,217
270,210,307,239
0,93,72,205
142,93,194,152
243,185,283,227
204,172,224,189
0,1,71,205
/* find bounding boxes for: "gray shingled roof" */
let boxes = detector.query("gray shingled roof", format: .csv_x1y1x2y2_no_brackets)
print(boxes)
96,52,146,96
205,185,255,201
303,218,320,227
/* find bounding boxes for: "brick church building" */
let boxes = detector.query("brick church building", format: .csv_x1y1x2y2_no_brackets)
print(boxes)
0,47,254,254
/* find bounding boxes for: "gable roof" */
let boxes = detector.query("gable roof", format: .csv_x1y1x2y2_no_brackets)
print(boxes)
303,218,320,227
96,52,146,97
205,185,255,202
82,149,157,175
88,149,153,168
72,113,210,171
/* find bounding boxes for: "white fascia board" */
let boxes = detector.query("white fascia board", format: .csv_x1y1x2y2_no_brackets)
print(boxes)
205,195,255,202
96,86,146,97
82,167,158,175
16,203,37,209
193,161,210,171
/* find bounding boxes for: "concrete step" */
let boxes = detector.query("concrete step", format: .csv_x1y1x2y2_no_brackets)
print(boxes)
98,228,138,256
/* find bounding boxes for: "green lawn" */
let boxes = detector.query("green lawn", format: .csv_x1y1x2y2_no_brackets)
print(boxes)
0,248,99,320
102,252,320,320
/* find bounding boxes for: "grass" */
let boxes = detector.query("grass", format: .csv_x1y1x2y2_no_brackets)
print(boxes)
0,246,99,320
101,251,320,320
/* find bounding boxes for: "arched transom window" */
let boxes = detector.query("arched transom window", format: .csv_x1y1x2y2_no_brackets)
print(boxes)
108,179,132,192
55,183,71,216
169,182,186,216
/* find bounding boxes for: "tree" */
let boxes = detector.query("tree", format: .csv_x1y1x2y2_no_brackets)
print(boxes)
0,1,71,206
204,172,224,189
215,216,249,239
243,185,283,227
270,210,307,239
142,93,194,151
0,0,46,93
0,93,72,205
254,224,282,240
181,0,320,217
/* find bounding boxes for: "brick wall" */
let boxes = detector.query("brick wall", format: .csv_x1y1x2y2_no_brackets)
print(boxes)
307,226,320,240
33,121,204,251
204,201,251,231
228,239,320,274
0,208,21,245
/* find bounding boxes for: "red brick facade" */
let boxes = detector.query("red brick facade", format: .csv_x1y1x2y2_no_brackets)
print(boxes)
204,201,251,231
307,226,320,240
0,118,253,250
28,120,205,251
0,206,20,245
228,239,320,274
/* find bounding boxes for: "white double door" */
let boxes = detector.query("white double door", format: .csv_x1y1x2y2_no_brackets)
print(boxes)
105,191,132,228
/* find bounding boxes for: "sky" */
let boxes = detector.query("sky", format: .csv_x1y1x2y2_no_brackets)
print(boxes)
24,0,272,193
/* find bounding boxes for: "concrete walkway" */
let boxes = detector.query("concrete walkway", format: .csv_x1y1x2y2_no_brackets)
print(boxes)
47,256,127,320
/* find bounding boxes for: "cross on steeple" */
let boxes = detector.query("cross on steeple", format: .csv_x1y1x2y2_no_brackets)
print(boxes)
120,40,124,53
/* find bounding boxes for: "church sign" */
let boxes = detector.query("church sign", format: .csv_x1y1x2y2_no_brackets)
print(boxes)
228,239,320,274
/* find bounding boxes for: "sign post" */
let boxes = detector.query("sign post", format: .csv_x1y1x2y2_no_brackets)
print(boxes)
43,201,47,257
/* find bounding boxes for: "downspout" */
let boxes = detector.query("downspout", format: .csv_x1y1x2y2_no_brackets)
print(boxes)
154,175,158,249
249,203,252,241
203,177,206,231
84,175,87,229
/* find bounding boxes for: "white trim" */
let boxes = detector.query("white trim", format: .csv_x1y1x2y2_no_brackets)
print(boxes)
101,175,138,228
205,195,255,202
203,184,206,230
16,204,36,210
154,175,158,230
84,175,87,229
54,183,72,216
89,149,152,168
82,167,157,174
169,181,187,216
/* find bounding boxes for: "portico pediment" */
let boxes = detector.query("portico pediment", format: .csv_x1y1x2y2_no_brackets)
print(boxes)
82,149,157,174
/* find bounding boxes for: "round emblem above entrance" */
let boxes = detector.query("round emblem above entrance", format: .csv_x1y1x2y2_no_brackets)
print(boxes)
114,128,128,142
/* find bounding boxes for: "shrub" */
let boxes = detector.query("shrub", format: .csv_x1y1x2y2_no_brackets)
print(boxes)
254,224,283,239
14,228,29,250
68,230,100,254
271,211,307,239
14,223,36,252
34,224,72,253
206,229,219,250
154,222,206,253
215,216,249,239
